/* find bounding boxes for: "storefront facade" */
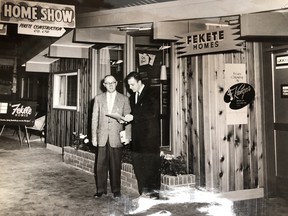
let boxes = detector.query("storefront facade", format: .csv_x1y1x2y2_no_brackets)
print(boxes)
39,0,288,198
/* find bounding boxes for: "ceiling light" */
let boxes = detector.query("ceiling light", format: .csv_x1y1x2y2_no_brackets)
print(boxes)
205,23,229,27
159,45,171,50
117,26,151,31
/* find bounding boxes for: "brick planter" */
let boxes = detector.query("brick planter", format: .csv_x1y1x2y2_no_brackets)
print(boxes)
64,146,95,174
64,146,195,193
161,173,195,190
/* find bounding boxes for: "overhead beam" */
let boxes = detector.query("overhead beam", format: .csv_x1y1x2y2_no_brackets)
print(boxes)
154,21,207,40
77,0,287,28
74,27,126,44
48,30,94,58
26,61,53,73
19,35,60,66
49,44,92,58
241,11,288,37
25,48,58,73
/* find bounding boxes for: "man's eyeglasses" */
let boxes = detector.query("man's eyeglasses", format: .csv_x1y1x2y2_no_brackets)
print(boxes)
104,82,116,85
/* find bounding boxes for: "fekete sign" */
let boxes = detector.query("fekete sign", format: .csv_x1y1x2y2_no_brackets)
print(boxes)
176,26,244,56
0,101,37,126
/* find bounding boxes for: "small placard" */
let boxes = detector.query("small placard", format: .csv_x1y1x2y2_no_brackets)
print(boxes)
276,55,288,68
281,84,288,98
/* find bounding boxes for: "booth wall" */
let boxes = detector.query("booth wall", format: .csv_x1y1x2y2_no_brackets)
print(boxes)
46,58,92,148
171,42,264,192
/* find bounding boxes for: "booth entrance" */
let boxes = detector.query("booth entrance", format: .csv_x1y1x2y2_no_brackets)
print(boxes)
272,50,288,198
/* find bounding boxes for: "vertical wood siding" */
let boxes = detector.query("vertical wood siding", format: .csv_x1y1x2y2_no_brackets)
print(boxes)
172,42,264,192
46,58,91,147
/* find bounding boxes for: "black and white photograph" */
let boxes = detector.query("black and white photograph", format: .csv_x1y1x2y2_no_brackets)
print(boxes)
0,0,288,215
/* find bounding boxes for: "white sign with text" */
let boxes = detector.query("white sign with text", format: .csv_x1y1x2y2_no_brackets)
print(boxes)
18,22,66,37
225,64,248,125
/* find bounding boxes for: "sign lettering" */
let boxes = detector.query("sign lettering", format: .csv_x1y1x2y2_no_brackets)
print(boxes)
11,103,32,116
224,83,255,110
0,0,75,28
18,22,66,37
176,26,244,56
0,101,36,126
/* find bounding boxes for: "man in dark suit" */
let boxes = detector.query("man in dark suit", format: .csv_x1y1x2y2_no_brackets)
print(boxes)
91,75,131,199
124,71,161,199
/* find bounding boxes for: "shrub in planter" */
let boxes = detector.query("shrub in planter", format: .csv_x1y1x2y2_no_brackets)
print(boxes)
160,152,188,176
121,145,133,164
121,147,190,176
70,132,93,152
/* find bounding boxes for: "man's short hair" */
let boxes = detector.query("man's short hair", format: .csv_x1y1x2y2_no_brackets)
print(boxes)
103,74,117,82
126,71,142,82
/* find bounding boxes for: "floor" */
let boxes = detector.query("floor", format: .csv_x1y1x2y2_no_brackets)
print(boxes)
0,128,288,216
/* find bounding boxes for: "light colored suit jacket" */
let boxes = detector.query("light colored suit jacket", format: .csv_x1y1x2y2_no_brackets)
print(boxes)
91,92,131,148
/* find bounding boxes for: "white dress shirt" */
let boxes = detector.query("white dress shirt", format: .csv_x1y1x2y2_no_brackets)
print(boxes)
135,84,145,104
107,91,116,113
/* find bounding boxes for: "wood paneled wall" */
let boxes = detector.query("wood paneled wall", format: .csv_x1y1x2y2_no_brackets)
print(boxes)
171,42,264,192
46,57,91,148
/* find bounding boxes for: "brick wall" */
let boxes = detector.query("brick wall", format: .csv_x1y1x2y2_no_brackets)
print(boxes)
64,146,195,193
64,146,94,174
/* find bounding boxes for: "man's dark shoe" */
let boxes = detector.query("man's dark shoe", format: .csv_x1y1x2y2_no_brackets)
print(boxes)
113,192,121,198
149,192,159,200
94,193,103,198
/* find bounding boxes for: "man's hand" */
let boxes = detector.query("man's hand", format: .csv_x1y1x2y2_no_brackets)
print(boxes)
117,119,126,124
121,114,133,122
123,139,130,145
92,139,98,147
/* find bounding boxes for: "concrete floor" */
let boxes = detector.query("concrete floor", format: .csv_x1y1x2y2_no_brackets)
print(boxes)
0,128,288,216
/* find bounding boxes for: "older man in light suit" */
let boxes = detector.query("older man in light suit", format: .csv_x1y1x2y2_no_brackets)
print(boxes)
91,75,131,199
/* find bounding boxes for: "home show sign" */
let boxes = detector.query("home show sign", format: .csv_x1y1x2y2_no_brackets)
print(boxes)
0,101,37,126
0,0,75,36
176,26,244,57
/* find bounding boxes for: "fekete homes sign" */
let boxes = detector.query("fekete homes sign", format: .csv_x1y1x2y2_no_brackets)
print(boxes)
0,101,37,126
176,26,244,57
0,0,75,36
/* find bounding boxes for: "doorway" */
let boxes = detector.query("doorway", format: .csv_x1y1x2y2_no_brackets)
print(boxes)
133,36,171,148
271,50,288,198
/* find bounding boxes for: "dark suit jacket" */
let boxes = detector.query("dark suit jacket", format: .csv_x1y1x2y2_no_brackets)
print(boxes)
130,85,160,153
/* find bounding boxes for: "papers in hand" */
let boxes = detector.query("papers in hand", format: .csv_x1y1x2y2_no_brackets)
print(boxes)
106,113,133,123
120,130,127,144
105,112,124,121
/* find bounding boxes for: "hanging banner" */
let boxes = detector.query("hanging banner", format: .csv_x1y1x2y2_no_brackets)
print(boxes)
224,64,250,125
0,0,75,28
0,101,37,126
176,26,244,57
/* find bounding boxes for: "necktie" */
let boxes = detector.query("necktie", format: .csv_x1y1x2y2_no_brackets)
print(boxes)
135,92,140,104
